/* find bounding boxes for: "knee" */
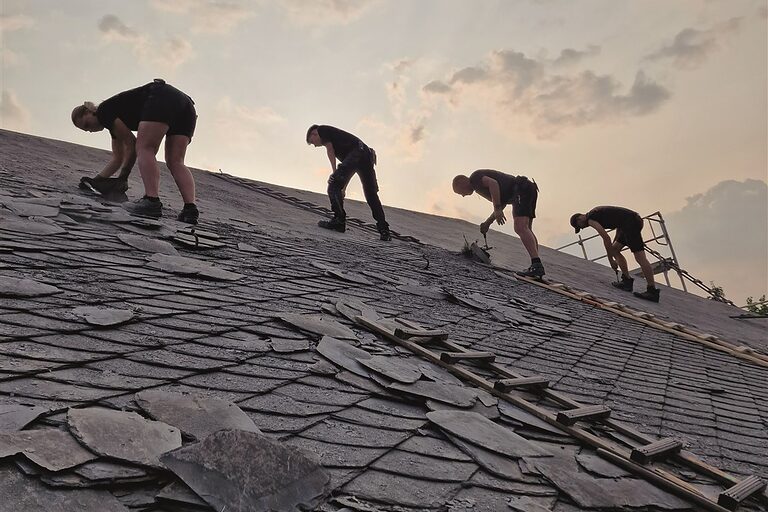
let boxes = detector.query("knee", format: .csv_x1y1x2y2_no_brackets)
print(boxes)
513,219,528,235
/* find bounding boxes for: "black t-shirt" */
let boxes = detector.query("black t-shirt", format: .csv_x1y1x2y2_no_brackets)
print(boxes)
316,125,363,161
468,170,521,206
585,206,641,230
96,83,154,136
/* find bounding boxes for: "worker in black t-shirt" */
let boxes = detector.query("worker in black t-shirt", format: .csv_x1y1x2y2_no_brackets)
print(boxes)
570,206,659,302
453,169,545,278
71,79,199,224
306,124,391,241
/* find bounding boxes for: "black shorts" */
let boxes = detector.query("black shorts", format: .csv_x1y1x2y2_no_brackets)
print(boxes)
510,177,538,219
615,215,645,252
140,82,197,140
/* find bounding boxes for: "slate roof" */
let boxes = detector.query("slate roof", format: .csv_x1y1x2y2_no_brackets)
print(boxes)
0,129,767,511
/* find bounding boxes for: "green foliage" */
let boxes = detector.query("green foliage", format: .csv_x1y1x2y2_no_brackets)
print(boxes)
708,281,728,302
745,295,768,315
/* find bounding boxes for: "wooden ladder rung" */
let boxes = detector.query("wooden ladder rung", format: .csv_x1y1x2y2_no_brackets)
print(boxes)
630,438,682,464
394,327,449,341
718,475,767,510
494,376,550,392
440,351,495,364
556,405,611,426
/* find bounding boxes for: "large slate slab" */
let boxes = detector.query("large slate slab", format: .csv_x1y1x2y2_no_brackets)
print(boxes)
135,390,261,440
426,410,551,458
357,355,422,383
67,407,181,468
444,433,540,482
497,401,567,436
279,314,356,340
146,253,244,281
161,430,331,512
388,381,478,408
0,404,49,431
117,233,179,255
0,277,61,298
316,335,372,377
0,429,97,471
0,466,130,512
0,217,66,235
70,306,134,327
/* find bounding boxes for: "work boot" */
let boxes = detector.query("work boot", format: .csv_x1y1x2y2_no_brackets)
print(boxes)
516,262,545,279
123,196,162,219
318,217,345,233
611,275,634,292
634,287,660,303
177,203,199,225
378,224,391,241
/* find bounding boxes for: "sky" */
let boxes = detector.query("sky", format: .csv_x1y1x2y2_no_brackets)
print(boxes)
1,0,766,304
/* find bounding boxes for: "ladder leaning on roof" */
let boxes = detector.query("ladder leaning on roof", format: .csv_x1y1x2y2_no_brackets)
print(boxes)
353,314,768,512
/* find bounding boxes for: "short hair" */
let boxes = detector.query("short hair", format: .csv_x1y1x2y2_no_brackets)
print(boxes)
71,101,97,127
452,174,471,193
306,124,319,143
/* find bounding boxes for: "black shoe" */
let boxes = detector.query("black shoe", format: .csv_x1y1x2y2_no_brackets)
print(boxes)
378,225,392,241
516,263,545,278
123,196,162,219
318,218,345,233
177,204,199,225
80,177,128,195
611,276,634,292
634,287,660,303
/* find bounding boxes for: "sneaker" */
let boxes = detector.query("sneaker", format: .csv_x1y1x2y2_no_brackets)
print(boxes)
123,196,162,219
611,276,634,292
80,177,128,195
177,204,199,225
634,287,660,303
516,263,545,279
318,218,346,233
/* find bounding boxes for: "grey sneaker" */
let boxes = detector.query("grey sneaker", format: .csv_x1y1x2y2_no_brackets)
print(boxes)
123,196,162,219
516,263,545,279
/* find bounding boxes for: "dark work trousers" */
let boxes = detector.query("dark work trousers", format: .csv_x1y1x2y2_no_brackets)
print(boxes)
327,145,388,229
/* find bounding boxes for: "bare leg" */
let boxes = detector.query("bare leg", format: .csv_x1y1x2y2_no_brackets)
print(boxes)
633,250,656,288
613,241,630,277
514,216,539,259
164,135,196,204
135,121,168,197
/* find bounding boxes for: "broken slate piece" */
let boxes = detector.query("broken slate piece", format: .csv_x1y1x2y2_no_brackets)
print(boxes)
426,410,551,458
146,253,244,281
71,306,134,327
270,338,311,353
160,430,331,512
575,450,632,478
0,429,98,471
444,433,537,482
317,336,372,378
388,381,478,408
396,283,448,300
0,217,67,235
0,466,130,512
0,276,61,298
135,390,261,441
357,355,422,384
117,233,179,255
237,242,268,255
74,461,150,484
68,407,181,468
279,313,356,339
497,401,566,436
0,403,49,431
156,481,210,510
334,299,380,323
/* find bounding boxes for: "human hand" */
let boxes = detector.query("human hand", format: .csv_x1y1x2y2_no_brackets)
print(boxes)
494,208,506,225
480,221,490,235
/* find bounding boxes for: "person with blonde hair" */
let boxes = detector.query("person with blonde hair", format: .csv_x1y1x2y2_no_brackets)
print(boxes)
71,79,199,224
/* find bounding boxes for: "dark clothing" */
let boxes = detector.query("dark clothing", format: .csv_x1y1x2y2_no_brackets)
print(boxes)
468,169,538,218
586,206,645,252
97,80,197,140
316,125,363,161
319,126,387,229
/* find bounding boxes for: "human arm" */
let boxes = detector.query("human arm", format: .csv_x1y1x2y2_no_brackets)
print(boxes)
589,220,619,269
480,212,497,234
97,119,136,180
325,143,337,172
480,176,506,224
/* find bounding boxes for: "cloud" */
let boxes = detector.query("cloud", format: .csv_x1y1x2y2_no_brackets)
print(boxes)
644,17,743,69
276,0,376,26
1,48,21,66
665,179,767,300
149,0,253,34
211,96,285,149
0,90,31,131
422,48,670,138
553,45,601,66
0,14,34,32
97,15,194,70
